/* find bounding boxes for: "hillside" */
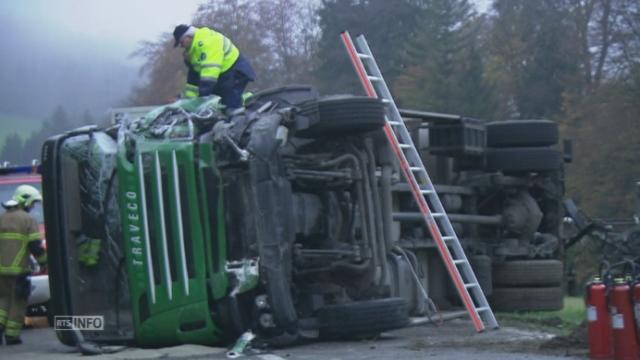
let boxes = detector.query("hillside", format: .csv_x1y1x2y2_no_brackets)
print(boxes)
0,113,41,151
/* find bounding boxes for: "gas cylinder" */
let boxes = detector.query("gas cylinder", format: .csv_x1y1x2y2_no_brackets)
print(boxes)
586,276,613,359
609,278,639,360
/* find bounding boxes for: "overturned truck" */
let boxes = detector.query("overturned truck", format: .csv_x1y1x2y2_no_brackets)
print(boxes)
42,86,569,347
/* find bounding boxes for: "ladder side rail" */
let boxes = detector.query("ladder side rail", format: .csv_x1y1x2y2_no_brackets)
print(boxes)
342,31,489,331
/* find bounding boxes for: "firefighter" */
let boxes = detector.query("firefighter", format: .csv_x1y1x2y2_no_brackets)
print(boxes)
0,185,46,345
173,24,256,111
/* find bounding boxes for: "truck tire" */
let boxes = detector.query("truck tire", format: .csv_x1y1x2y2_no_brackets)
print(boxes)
296,95,385,138
491,287,564,311
492,259,563,287
486,120,558,148
485,147,562,173
469,255,492,297
317,297,409,339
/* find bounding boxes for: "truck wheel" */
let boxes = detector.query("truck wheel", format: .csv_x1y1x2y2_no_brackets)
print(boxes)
317,297,409,339
485,147,562,173
491,287,564,311
492,259,563,287
486,120,558,148
296,95,386,138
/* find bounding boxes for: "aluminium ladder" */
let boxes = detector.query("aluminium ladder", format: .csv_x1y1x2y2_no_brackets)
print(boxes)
340,31,498,332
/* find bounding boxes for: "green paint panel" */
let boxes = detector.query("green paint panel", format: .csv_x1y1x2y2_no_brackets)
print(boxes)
117,139,227,346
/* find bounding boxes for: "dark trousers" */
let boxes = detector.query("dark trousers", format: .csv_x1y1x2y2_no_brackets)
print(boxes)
215,54,255,109
215,67,251,109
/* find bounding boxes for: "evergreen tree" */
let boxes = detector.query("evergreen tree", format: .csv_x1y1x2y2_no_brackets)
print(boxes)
313,0,426,94
0,133,24,164
19,105,73,163
394,0,495,118
81,109,95,125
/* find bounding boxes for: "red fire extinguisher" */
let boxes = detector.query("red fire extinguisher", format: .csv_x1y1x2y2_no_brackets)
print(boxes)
609,277,639,360
634,280,640,345
587,276,613,359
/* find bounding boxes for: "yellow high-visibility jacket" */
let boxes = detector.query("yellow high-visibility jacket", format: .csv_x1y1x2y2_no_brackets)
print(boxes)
184,27,240,98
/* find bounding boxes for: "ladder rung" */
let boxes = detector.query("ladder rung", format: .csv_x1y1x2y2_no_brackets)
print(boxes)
381,99,391,103
453,259,467,265
441,235,455,241
367,75,381,82
399,144,411,149
464,283,479,289
476,306,491,312
421,189,434,194
357,53,371,59
432,213,445,218
388,121,402,126
409,166,422,172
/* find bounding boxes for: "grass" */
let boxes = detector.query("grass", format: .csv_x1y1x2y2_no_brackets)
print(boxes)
496,297,586,336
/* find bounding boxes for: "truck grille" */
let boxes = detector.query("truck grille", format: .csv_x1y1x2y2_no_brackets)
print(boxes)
136,150,194,303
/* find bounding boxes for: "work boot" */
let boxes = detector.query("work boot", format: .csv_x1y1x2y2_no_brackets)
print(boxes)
5,335,22,345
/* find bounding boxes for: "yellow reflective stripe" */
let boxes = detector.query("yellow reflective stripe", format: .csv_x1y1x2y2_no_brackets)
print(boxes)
6,320,21,328
0,266,24,274
6,320,21,336
201,63,221,69
0,232,28,241
183,89,198,99
28,232,41,240
183,84,198,98
11,241,28,269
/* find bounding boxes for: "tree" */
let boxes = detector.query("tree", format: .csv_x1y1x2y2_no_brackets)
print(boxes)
567,0,640,93
563,82,640,218
485,0,580,119
255,0,320,85
0,133,24,164
19,105,74,164
80,109,96,125
393,0,495,117
129,35,185,106
313,0,426,94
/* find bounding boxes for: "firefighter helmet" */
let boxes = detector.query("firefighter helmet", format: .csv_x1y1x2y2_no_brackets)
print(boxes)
13,185,42,207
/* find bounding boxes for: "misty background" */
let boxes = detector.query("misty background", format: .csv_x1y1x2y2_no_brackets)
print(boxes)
0,0,203,142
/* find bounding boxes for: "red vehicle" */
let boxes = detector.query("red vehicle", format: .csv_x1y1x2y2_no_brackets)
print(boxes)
0,164,49,315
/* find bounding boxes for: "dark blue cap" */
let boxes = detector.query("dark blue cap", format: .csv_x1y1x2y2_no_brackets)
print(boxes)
173,24,190,47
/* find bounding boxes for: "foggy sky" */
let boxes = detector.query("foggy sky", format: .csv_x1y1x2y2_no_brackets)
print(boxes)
0,0,205,121
2,0,205,63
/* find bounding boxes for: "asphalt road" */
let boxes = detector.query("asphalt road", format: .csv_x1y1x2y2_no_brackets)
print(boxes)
0,317,588,360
